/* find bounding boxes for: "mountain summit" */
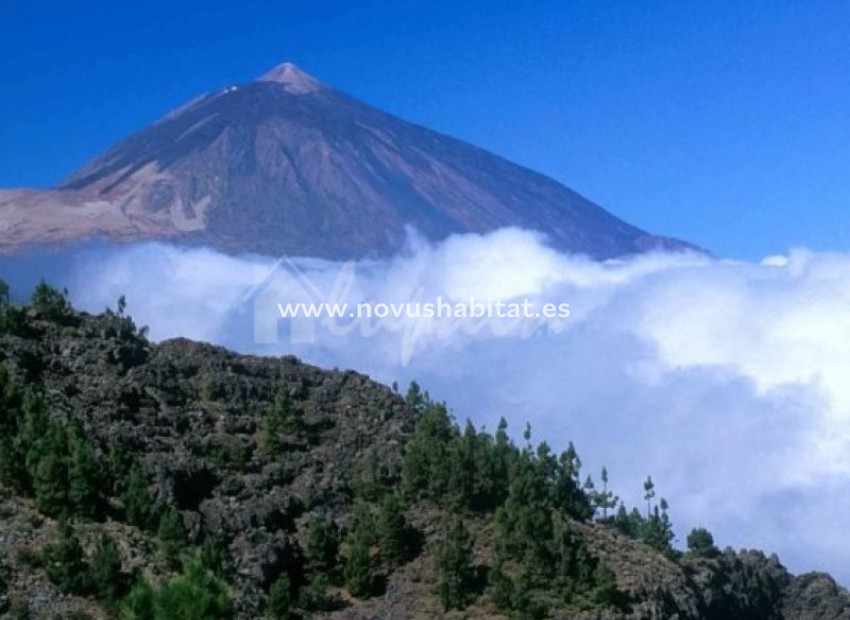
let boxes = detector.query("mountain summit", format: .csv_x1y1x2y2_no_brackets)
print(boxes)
257,62,326,93
0,63,692,258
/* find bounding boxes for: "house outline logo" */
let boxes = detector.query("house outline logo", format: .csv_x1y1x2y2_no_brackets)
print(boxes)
244,255,334,345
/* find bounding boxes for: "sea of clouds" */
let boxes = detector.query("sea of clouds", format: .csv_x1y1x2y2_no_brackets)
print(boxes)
3,228,850,581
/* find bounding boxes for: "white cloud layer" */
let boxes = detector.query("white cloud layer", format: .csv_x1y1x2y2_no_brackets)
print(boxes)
3,230,850,581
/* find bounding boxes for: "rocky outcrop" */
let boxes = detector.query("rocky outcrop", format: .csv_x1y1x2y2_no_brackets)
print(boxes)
0,300,845,619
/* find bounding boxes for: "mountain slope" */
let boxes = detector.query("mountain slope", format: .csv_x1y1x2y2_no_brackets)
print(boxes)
0,287,846,619
0,63,691,259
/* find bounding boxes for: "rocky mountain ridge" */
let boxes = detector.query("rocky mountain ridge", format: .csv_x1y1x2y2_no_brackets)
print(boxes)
0,286,845,619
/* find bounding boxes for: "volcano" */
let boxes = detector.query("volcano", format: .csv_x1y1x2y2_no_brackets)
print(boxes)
0,63,691,259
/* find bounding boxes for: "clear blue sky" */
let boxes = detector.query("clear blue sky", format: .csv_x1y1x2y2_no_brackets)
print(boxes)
1,0,848,259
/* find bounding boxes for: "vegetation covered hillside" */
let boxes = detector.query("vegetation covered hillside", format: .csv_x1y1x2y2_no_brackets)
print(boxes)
0,281,847,619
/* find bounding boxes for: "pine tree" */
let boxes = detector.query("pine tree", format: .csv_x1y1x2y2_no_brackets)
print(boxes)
122,577,155,620
686,527,719,558
304,517,339,575
613,503,645,540
30,422,70,517
488,556,515,611
643,476,656,518
153,556,233,619
598,467,619,520
45,520,89,594
434,517,474,611
344,515,376,599
378,494,412,568
30,280,70,321
493,417,514,495
157,505,188,567
400,401,455,501
0,283,27,335
344,535,374,598
445,419,477,509
19,391,51,493
0,367,24,487
298,571,331,612
123,463,154,528
89,533,123,601
513,565,547,619
586,467,619,521
267,573,295,619
589,563,624,607
123,558,233,619
201,533,229,577
496,448,554,567
263,402,282,454
263,388,301,452
68,427,102,518
555,442,592,520
405,380,428,413
107,437,133,495
642,498,675,554
552,512,587,586
351,449,391,501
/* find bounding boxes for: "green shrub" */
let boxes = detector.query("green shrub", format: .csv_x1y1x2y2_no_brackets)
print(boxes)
687,527,719,558
263,388,302,453
122,464,155,528
89,533,123,601
304,517,339,576
157,505,188,567
201,533,229,577
343,535,375,599
45,520,88,594
377,494,411,568
68,427,103,518
298,571,331,611
267,573,295,620
30,423,70,517
121,578,155,620
122,556,232,620
434,517,474,611
154,556,233,619
30,280,70,321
